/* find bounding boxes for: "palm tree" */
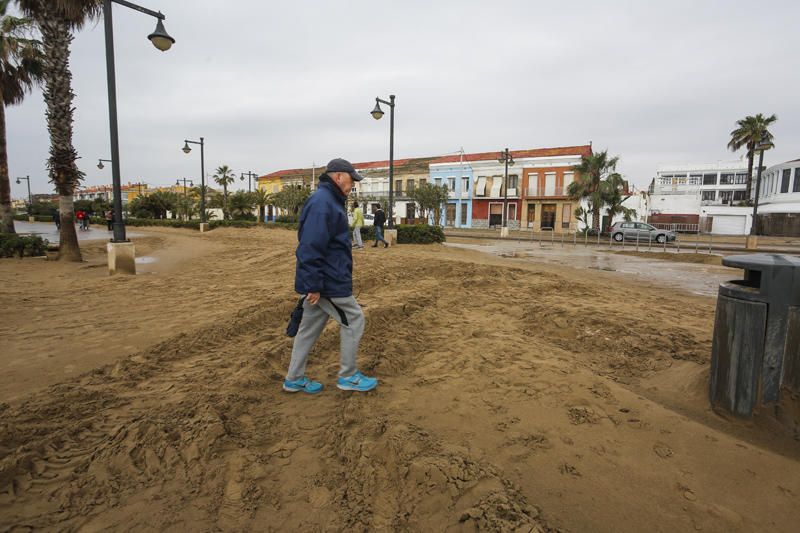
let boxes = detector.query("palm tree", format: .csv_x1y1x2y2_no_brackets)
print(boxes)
0,1,44,234
228,190,255,219
728,113,778,201
18,0,101,261
601,173,636,225
213,164,235,219
252,187,269,223
568,150,619,232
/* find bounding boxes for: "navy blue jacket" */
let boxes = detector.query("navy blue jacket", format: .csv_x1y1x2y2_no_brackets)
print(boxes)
294,178,353,297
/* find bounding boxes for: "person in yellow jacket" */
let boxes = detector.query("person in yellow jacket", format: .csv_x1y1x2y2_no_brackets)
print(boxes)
352,201,365,250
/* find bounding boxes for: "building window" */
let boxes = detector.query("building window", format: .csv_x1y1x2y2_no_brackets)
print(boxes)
419,178,427,186
794,169,800,193
781,169,791,193
507,174,518,190
733,191,746,201
435,177,442,187
460,204,468,225
719,190,733,204
507,203,517,222
720,173,735,185
395,180,402,194
544,173,556,196
688,174,701,185
462,177,469,191
702,191,716,201
407,179,415,193
734,173,748,184
475,176,487,196
448,177,456,191
562,203,571,229
703,173,717,185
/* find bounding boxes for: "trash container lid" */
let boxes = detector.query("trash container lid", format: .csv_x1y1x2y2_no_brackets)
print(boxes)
722,254,800,270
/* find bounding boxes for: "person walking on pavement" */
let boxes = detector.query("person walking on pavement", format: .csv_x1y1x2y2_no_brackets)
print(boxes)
105,209,113,231
283,158,378,395
75,209,85,231
351,201,365,250
372,206,389,248
52,207,61,230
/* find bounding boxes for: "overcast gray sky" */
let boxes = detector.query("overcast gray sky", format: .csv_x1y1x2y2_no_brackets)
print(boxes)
7,0,800,198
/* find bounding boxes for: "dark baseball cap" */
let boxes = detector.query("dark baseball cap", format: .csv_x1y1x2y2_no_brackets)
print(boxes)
325,158,364,182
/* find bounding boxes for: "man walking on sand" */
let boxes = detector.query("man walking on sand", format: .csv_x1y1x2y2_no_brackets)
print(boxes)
283,158,378,394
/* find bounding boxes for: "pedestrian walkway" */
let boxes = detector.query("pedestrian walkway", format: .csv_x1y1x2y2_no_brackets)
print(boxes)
13,221,141,244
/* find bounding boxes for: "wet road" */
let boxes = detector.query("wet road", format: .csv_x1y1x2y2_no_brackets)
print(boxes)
445,240,736,297
13,221,142,244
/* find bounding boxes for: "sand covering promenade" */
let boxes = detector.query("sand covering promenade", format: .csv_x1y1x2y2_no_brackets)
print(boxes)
1,227,799,531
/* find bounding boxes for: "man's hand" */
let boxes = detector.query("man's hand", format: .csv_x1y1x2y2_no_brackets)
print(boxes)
307,292,321,305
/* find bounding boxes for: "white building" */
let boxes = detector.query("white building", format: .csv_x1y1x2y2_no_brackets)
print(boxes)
648,160,751,234
754,158,800,236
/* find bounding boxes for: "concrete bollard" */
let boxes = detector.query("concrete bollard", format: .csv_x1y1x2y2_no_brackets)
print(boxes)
107,242,136,275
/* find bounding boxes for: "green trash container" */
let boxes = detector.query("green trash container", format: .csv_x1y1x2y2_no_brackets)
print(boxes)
709,254,800,417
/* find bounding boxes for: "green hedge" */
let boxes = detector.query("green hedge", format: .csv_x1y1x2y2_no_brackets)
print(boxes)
357,224,445,244
13,214,53,222
0,233,48,258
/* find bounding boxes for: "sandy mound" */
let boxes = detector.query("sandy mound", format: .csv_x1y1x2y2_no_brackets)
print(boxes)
1,227,799,531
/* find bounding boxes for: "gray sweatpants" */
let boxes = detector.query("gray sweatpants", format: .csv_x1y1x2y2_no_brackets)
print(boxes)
286,295,365,381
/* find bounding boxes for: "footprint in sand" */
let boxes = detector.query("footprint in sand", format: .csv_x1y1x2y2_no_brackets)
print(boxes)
653,441,674,459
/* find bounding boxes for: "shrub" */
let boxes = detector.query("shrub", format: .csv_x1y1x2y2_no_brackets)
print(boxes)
209,220,259,229
125,218,200,229
0,234,48,258
13,214,53,222
275,215,298,224
397,224,445,244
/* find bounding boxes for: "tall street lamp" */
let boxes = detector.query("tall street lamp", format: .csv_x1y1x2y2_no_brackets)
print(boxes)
97,158,112,170
15,175,31,211
498,148,515,230
103,0,174,248
750,134,773,238
182,138,206,224
176,178,193,220
371,94,396,229
240,171,257,192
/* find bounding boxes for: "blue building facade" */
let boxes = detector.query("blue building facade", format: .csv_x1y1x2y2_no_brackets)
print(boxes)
429,161,474,227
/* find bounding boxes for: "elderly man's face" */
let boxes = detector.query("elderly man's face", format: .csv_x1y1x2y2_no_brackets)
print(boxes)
331,172,354,196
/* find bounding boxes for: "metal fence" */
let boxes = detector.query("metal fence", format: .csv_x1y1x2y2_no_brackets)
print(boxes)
649,222,699,233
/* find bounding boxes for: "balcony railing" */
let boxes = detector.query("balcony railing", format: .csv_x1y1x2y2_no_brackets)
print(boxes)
523,187,569,197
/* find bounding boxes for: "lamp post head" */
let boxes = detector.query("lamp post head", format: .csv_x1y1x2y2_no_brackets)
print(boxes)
148,18,175,52
756,134,773,152
371,100,384,120
97,160,104,170
15,178,20,184
182,142,192,154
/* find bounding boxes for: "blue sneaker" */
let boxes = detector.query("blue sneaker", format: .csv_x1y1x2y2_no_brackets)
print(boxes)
283,376,323,394
337,371,378,392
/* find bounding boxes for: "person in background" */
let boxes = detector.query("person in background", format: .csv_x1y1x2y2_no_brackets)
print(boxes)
105,209,113,231
351,201,364,250
75,209,85,231
372,206,389,248
52,207,61,230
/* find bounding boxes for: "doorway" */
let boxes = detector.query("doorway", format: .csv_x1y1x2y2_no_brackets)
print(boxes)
527,205,536,228
446,204,456,226
541,204,556,229
489,203,503,227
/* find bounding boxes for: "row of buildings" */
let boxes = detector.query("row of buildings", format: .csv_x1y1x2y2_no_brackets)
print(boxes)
259,145,596,232
257,144,800,235
649,158,800,235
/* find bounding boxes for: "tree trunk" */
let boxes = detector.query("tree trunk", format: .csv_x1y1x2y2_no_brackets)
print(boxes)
744,147,755,201
0,101,16,234
592,201,601,232
223,185,228,220
259,205,265,223
39,13,82,261
57,194,80,260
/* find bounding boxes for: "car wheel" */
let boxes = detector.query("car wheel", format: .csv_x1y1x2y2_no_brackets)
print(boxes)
613,232,623,242
656,234,666,244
